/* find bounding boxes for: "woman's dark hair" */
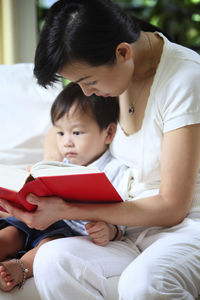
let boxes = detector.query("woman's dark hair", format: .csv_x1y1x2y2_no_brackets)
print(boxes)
34,0,162,88
51,82,119,130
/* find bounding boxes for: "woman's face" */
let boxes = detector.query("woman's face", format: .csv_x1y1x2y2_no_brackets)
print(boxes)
59,57,133,97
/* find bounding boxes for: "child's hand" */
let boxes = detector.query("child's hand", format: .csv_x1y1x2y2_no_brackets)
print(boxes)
26,165,33,172
85,221,120,246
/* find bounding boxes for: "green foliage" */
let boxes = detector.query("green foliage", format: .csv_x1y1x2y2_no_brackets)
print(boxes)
62,78,70,87
114,0,200,53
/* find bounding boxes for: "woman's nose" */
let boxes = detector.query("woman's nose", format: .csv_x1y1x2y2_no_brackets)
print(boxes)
80,85,95,96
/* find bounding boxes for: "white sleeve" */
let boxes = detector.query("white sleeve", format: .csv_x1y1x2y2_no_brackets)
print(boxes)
159,63,200,133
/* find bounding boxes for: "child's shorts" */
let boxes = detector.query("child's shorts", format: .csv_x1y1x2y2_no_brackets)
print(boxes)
0,217,82,257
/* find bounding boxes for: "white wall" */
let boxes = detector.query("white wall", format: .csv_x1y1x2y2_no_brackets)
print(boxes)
14,0,37,63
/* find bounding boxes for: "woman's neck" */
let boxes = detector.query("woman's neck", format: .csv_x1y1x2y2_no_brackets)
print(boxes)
132,31,162,81
119,32,164,136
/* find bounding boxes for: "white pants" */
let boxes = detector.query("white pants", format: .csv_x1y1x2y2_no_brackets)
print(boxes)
33,217,200,300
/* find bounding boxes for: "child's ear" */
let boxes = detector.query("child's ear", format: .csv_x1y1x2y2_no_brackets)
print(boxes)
105,123,117,145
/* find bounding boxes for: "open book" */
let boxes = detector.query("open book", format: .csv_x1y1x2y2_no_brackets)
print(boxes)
0,161,123,212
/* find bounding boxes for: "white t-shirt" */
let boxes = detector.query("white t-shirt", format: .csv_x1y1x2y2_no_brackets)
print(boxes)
110,32,200,214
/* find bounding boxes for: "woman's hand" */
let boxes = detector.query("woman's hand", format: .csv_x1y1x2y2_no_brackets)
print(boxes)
0,194,67,230
85,221,121,246
0,211,11,218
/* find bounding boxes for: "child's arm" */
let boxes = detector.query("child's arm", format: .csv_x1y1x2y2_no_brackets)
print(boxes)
85,221,123,246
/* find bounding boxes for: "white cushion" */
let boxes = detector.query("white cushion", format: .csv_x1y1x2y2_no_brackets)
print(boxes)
0,276,120,300
0,278,40,299
0,63,62,168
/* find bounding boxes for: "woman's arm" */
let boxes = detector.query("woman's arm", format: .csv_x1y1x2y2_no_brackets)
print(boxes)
44,127,63,161
0,124,199,229
89,124,200,227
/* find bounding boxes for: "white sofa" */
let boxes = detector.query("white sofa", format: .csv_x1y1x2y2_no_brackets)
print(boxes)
0,63,199,300
0,63,119,300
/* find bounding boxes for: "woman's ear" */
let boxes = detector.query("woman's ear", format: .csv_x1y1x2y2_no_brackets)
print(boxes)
115,42,133,62
105,123,117,145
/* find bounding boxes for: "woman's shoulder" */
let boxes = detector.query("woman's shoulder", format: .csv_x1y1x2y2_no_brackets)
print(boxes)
155,32,200,89
157,32,200,65
148,36,200,133
153,34,200,105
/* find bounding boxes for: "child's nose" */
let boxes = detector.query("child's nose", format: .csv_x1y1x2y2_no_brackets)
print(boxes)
63,135,74,147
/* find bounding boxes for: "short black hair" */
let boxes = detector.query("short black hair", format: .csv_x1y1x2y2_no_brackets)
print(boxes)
34,0,167,88
51,82,119,130
34,0,140,88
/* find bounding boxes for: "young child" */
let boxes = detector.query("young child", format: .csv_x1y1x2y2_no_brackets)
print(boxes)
0,82,129,291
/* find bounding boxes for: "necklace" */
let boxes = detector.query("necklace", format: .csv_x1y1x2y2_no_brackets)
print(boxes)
128,33,154,114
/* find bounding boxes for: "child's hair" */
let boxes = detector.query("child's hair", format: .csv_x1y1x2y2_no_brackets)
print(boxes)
34,0,164,88
51,82,119,130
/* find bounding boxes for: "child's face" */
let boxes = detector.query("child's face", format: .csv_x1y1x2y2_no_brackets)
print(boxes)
54,105,111,166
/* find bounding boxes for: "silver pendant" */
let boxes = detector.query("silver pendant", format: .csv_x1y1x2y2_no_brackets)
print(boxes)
128,104,135,114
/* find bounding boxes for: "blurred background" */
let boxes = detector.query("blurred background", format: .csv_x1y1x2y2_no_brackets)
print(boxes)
0,0,199,65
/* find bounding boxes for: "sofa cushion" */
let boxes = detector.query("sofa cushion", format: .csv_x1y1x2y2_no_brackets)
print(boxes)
0,63,62,168
0,276,120,300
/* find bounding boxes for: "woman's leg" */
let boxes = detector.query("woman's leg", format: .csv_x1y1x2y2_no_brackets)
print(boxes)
33,236,140,300
118,218,200,300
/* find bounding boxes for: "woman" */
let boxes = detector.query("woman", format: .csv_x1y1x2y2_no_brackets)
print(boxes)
1,0,200,299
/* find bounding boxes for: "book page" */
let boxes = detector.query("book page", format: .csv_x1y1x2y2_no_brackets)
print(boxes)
31,160,100,178
0,164,28,192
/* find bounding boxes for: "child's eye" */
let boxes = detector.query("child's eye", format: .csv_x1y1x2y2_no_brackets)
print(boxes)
57,131,64,136
73,131,81,135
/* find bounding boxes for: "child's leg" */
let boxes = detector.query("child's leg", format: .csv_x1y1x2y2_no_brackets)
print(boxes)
20,235,63,278
0,226,26,261
0,235,63,292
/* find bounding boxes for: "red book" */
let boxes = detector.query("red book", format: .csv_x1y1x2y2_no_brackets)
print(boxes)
0,161,122,212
